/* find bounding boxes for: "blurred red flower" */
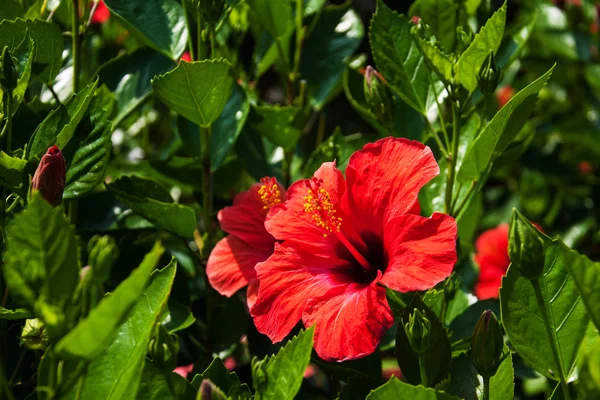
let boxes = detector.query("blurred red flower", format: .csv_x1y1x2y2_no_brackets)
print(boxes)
496,86,515,109
91,0,110,24
250,138,457,361
474,224,510,300
207,177,285,308
579,161,594,175
180,51,191,62
31,145,66,206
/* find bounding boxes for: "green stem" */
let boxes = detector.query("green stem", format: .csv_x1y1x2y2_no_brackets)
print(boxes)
482,376,490,400
452,181,476,218
209,23,216,58
181,0,196,61
445,99,461,214
5,93,12,156
200,125,213,245
425,117,449,159
418,354,429,387
291,0,304,83
71,0,81,94
197,9,205,60
530,279,571,400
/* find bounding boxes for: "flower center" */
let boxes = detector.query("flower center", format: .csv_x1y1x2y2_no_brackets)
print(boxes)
258,177,282,210
302,178,373,272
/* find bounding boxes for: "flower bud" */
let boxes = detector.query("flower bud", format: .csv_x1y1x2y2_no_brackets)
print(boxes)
199,379,227,400
364,66,396,132
148,325,180,371
456,26,473,54
471,310,504,378
509,209,545,280
404,309,432,355
0,46,18,92
87,235,119,284
21,318,51,350
31,145,66,206
478,51,502,95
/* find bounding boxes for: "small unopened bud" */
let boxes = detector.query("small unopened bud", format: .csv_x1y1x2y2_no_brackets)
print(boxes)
478,51,502,95
0,46,18,92
31,145,66,206
21,318,51,350
509,209,545,280
88,235,119,284
404,309,431,355
363,66,396,132
456,26,473,54
148,325,179,371
199,379,227,400
471,310,504,378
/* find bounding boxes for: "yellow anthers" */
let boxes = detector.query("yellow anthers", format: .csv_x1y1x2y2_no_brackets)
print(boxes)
303,178,342,236
258,177,282,210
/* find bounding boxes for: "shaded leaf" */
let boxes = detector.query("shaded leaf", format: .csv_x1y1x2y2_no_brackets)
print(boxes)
409,0,458,53
366,378,460,399
246,0,292,39
0,306,32,320
212,84,250,170
192,358,252,399
249,105,301,149
565,245,600,333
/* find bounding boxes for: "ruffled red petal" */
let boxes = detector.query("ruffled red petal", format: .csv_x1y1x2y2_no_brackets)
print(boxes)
246,279,259,309
265,162,346,257
206,236,271,297
302,276,394,361
343,138,439,234
473,224,510,300
250,243,354,342
380,213,457,292
218,182,284,247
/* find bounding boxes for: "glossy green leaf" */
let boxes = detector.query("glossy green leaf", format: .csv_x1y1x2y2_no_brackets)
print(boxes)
8,33,35,115
28,79,98,159
366,378,460,399
253,326,315,400
152,59,234,127
0,306,32,320
500,234,589,380
162,300,196,333
415,38,453,83
0,0,23,20
67,261,177,399
97,49,173,127
0,151,28,191
564,245,600,332
54,243,166,360
106,175,197,238
104,0,188,59
409,0,458,52
370,0,431,113
192,358,252,399
457,66,554,183
63,105,111,199
0,18,62,82
212,84,250,171
246,0,292,39
3,195,79,340
455,2,507,92
300,4,364,109
249,104,301,149
137,360,196,400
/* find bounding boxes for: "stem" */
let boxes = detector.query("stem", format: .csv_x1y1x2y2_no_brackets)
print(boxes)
291,0,304,82
530,279,571,400
181,0,196,61
424,117,449,159
197,9,205,60
0,357,15,400
200,125,213,245
482,376,490,400
209,23,216,58
8,348,27,385
418,354,429,387
71,0,81,94
452,181,476,218
5,93,12,156
445,99,461,214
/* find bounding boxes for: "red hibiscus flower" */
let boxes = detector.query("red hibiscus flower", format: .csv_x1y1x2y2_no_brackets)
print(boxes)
180,51,191,63
496,86,515,109
207,177,285,307
474,224,510,300
250,138,458,361
91,0,110,24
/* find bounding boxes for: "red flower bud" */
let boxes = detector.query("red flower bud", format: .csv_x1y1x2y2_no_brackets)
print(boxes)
91,0,110,24
31,145,66,205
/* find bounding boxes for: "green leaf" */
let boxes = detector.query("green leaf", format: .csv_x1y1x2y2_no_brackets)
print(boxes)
97,49,173,128
246,0,292,39
3,195,79,340
0,0,24,20
67,261,177,399
249,104,301,149
500,234,589,380
106,175,197,238
564,245,600,333
455,2,507,92
0,18,62,82
415,38,453,83
54,243,166,360
366,378,460,399
370,0,431,114
152,59,234,127
300,4,364,109
28,79,98,159
409,0,458,53
496,11,537,69
253,327,315,400
104,0,188,59
137,360,196,400
192,358,252,399
0,306,32,320
457,66,554,183
395,294,451,387
63,105,112,199
162,299,195,333
212,84,250,171
8,33,36,115
0,151,28,192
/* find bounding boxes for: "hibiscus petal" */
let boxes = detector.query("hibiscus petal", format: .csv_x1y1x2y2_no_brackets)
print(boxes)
265,162,346,257
251,243,354,343
381,213,457,292
474,277,503,300
474,224,510,272
343,138,439,232
302,280,394,362
206,236,271,297
246,279,259,309
219,182,284,247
